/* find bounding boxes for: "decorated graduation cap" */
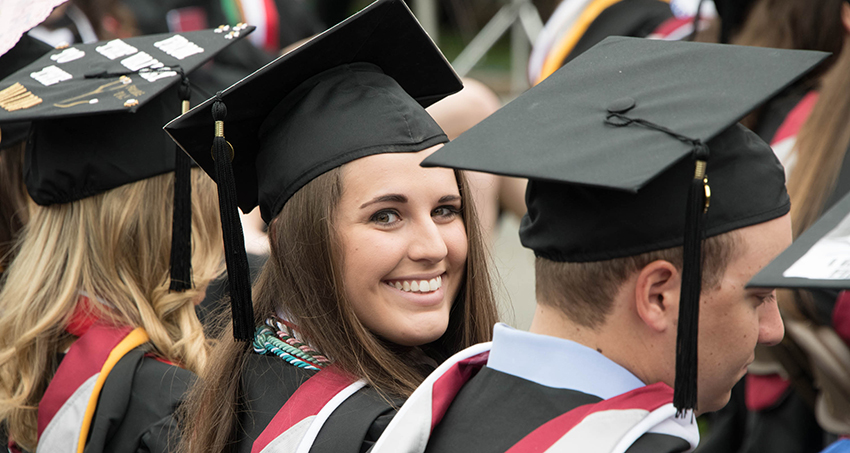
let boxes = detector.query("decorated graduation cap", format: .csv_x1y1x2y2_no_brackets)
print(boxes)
422,36,827,414
165,0,462,340
0,34,52,148
0,26,253,291
749,191,850,290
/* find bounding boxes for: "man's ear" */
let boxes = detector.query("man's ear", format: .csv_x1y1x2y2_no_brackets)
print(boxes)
633,260,680,333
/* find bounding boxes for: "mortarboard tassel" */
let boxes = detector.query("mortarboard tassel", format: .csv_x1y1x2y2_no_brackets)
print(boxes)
169,74,194,292
674,145,709,416
605,105,711,415
211,92,254,341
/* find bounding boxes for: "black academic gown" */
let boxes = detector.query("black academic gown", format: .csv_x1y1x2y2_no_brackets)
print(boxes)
236,354,403,453
425,367,691,453
84,350,194,453
24,324,192,453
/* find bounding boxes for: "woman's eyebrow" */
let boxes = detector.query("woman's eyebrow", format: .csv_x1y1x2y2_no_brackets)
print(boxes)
360,194,407,209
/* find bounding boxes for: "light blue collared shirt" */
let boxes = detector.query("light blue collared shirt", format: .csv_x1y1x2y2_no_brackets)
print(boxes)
486,323,645,400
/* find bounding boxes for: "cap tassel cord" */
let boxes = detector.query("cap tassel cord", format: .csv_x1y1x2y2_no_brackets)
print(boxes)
606,110,709,415
674,148,708,417
211,92,254,340
169,74,194,292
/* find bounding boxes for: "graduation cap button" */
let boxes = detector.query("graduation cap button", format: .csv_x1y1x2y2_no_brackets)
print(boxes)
607,97,636,114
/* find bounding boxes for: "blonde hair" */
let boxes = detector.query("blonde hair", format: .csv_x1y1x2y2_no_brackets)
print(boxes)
0,168,223,451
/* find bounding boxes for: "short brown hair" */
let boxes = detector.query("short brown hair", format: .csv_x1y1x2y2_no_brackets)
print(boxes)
535,231,742,328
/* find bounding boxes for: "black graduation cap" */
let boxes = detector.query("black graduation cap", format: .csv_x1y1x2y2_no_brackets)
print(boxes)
0,34,52,148
749,191,850,290
0,26,253,291
422,36,827,413
165,0,461,340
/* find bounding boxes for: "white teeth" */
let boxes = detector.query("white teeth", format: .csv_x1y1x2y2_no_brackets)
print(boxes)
388,275,444,293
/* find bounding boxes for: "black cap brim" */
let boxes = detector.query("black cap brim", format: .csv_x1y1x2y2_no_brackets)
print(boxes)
165,0,462,214
422,37,827,193
749,191,850,290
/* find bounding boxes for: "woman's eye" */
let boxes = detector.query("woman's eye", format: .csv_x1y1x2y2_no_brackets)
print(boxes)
371,210,400,225
433,206,461,219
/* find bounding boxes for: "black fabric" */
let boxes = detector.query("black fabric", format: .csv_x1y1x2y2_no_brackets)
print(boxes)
254,63,447,222
235,354,401,453
0,29,252,123
563,0,673,66
425,367,689,453
522,124,789,262
423,37,825,192
25,85,180,205
236,354,316,453
165,0,461,222
0,35,52,148
752,83,811,144
421,37,825,263
713,0,757,43
0,29,250,205
696,380,825,453
312,387,403,453
196,251,267,336
83,348,195,453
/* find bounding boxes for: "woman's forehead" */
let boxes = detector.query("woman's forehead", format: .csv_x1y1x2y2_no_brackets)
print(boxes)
341,147,459,199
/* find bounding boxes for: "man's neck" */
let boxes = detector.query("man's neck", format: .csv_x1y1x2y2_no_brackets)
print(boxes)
529,301,657,386
528,303,604,351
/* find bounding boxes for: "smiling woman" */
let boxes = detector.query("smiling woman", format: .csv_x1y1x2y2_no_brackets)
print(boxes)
337,147,468,348
169,2,499,453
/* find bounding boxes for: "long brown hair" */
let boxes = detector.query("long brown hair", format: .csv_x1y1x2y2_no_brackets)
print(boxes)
780,34,850,320
0,169,222,451
731,0,846,130
732,0,846,77
180,166,498,453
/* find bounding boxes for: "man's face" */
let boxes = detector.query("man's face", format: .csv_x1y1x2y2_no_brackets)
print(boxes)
696,213,791,414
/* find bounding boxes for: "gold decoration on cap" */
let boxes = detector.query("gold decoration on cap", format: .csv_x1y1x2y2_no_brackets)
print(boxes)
0,83,43,111
55,42,70,50
182,100,190,115
693,161,709,214
123,99,139,108
211,120,235,161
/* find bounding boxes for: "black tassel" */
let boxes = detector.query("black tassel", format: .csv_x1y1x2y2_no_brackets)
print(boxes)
674,144,709,416
211,92,254,341
169,75,194,292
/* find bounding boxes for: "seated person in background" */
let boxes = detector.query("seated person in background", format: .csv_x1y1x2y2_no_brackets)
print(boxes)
367,37,828,453
0,28,243,452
